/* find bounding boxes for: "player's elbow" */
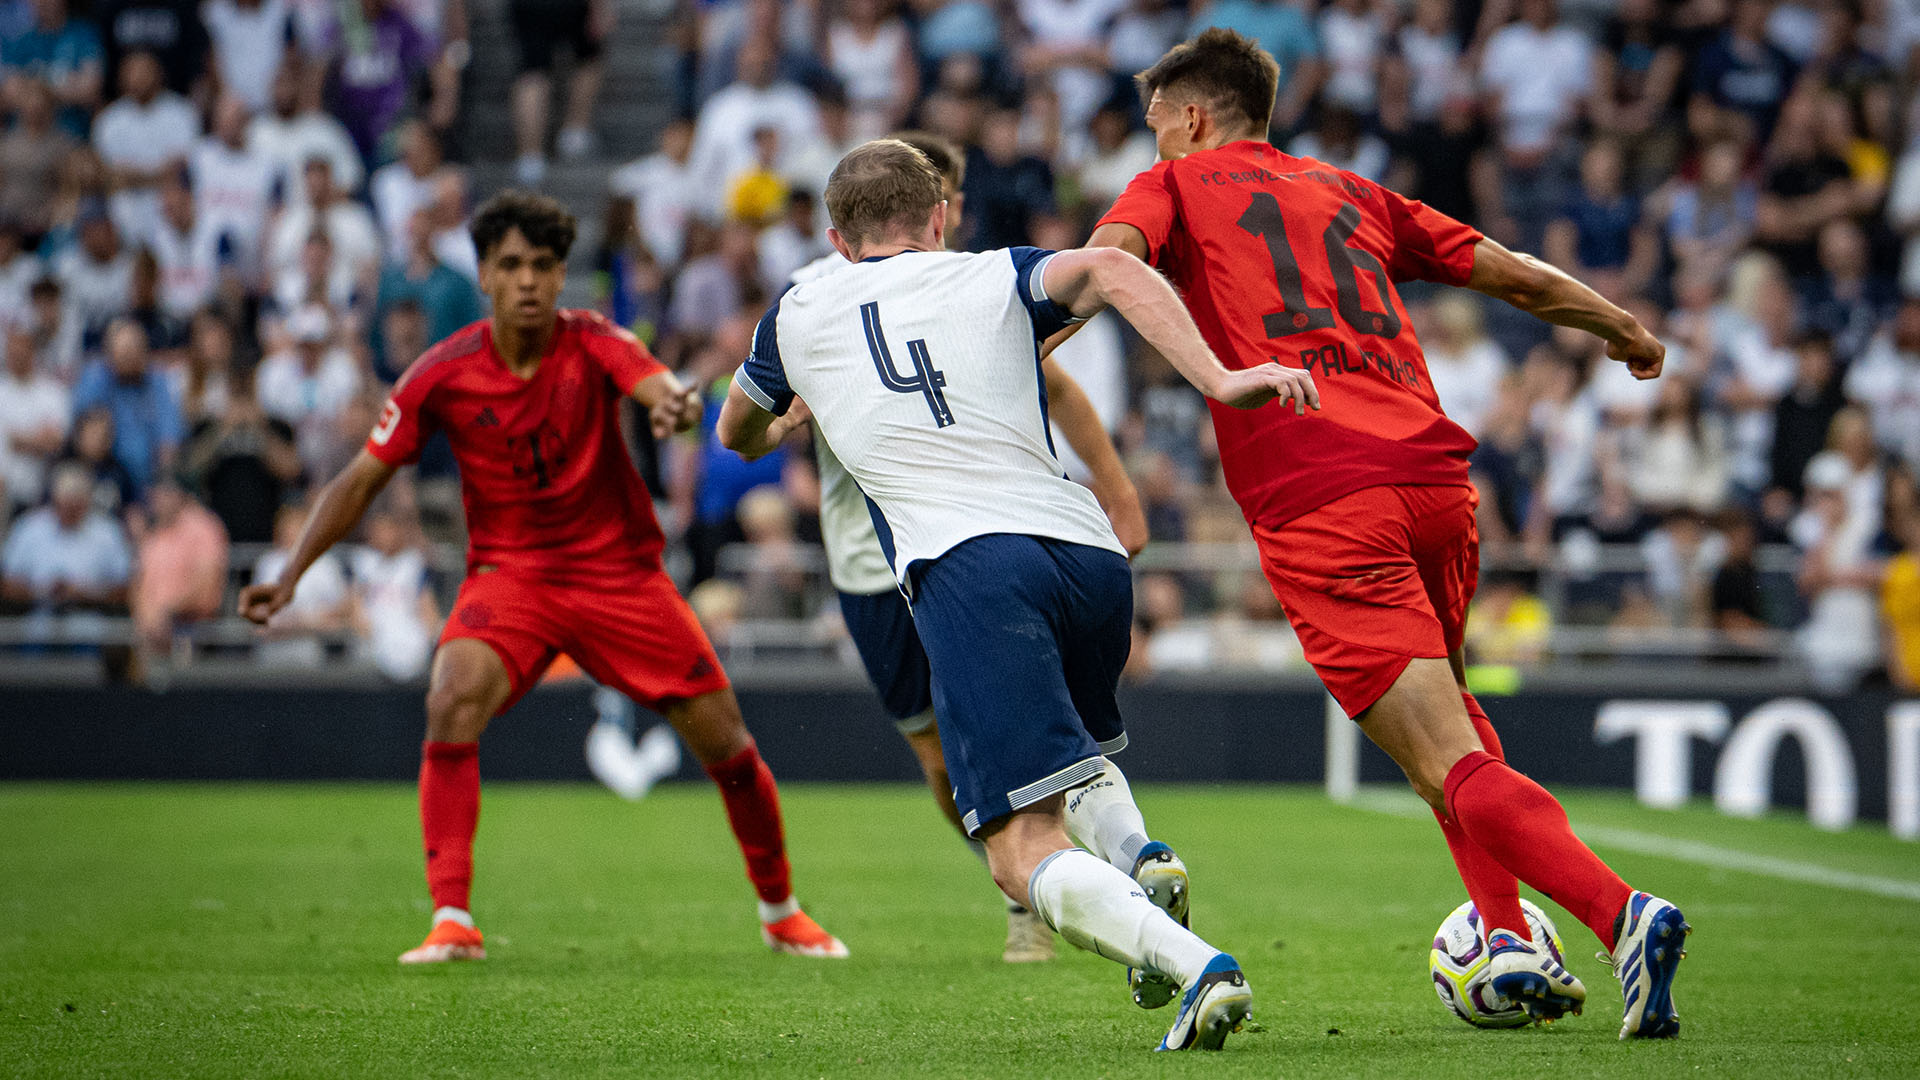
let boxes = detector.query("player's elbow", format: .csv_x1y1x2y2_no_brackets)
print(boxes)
714,404,765,460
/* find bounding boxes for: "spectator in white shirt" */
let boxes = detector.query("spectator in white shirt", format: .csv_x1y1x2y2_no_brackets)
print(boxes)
368,120,447,267
255,302,360,469
349,508,439,681
608,118,700,267
268,156,380,291
1845,299,1920,473
1016,0,1127,136
146,168,224,319
203,0,295,112
247,59,362,203
52,201,135,341
1419,294,1510,440
0,326,71,517
252,498,349,666
1479,0,1594,160
92,50,201,242
0,462,133,646
687,37,821,219
826,0,919,139
191,93,279,282
272,227,358,319
1317,0,1386,116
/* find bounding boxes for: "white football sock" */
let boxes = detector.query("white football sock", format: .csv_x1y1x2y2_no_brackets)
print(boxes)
1063,759,1152,872
1026,849,1217,986
432,906,473,928
758,897,800,923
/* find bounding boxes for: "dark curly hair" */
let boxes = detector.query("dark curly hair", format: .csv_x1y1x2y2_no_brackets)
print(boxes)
470,190,578,262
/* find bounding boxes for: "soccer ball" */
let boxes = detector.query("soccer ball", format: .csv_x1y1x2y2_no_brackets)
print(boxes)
1428,899,1566,1028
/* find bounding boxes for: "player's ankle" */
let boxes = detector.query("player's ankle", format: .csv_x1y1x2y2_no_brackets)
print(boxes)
758,896,800,923
432,906,474,928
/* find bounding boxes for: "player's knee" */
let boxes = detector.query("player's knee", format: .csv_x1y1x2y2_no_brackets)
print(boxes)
425,683,494,741
986,851,1034,909
666,690,752,763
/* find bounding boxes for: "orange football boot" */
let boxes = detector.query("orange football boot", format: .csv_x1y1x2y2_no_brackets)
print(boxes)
761,911,849,958
399,919,487,964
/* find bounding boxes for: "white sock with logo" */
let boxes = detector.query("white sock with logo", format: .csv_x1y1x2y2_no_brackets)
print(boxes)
1063,759,1152,872
1025,848,1217,986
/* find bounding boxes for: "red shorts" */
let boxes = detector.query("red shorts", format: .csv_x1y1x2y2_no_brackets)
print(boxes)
440,566,730,714
1253,484,1478,718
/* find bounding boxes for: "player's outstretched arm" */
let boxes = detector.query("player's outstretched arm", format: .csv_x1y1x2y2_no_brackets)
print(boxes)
1466,238,1665,380
1041,246,1320,414
237,450,396,624
717,381,811,462
1042,357,1147,557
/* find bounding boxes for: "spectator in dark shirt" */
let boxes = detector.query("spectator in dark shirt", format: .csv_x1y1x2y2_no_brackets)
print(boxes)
1769,331,1845,500
1756,92,1862,281
317,0,433,166
1544,141,1658,300
370,209,482,380
1592,0,1684,186
1802,217,1895,362
96,0,208,97
1689,0,1796,141
182,371,300,544
961,106,1054,251
1710,509,1775,647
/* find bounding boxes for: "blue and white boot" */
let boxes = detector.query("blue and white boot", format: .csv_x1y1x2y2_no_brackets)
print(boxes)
1600,891,1690,1039
1485,927,1587,1021
1127,841,1190,1009
1156,953,1252,1051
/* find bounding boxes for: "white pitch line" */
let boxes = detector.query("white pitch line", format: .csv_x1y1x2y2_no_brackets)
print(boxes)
1347,789,1920,904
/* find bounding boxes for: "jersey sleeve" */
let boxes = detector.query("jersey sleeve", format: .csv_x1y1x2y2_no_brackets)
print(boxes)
1095,161,1178,265
579,313,669,394
733,303,794,416
1379,187,1484,286
365,367,437,467
1008,246,1086,342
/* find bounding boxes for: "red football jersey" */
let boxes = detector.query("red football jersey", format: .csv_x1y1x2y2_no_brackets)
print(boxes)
1098,140,1485,528
367,310,669,581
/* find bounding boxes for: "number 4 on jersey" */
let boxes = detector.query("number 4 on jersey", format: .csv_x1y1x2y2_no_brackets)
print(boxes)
1238,192,1401,341
861,301,954,427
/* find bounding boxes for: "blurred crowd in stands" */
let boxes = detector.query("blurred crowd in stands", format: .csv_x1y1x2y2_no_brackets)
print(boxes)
5,0,1920,693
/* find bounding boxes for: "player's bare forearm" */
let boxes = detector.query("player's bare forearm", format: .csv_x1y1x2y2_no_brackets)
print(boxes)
717,381,809,461
1467,238,1664,379
281,452,393,589
1044,247,1319,412
1043,358,1147,557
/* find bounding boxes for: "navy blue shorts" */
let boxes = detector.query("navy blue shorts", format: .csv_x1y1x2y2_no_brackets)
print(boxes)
838,588,934,730
908,533,1132,837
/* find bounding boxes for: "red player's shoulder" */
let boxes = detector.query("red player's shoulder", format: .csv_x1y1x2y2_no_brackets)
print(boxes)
561,308,643,346
394,320,491,392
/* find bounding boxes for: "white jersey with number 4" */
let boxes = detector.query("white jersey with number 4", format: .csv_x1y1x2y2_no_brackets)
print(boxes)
787,252,897,595
737,246,1123,589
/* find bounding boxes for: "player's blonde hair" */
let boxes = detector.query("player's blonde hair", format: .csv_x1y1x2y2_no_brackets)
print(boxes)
824,139,945,248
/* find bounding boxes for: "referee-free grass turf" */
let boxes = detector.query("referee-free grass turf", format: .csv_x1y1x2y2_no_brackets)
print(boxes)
2,782,1915,1078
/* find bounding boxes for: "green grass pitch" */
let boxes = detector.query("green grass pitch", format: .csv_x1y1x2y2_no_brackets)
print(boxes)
3,782,1916,1078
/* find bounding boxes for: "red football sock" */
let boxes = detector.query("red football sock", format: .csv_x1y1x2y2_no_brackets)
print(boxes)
1433,694,1527,940
1445,750,1633,950
703,740,793,905
420,741,480,913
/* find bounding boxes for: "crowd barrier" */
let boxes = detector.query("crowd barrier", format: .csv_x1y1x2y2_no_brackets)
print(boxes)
2,677,1912,838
